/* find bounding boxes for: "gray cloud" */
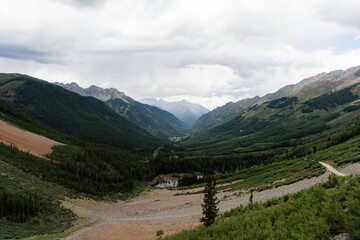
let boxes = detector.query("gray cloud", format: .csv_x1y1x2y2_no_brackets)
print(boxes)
1,0,360,109
0,44,52,63
316,0,360,31
56,0,104,8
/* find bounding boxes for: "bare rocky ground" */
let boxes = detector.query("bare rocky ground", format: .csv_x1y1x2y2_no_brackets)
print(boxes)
63,163,360,240
0,119,62,156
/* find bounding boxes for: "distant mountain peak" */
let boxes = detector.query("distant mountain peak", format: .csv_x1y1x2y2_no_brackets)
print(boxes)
139,98,210,127
69,82,80,86
54,82,129,103
53,82,188,137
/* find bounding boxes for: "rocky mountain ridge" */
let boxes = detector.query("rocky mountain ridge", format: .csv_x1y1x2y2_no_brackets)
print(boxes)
53,82,188,137
192,65,360,132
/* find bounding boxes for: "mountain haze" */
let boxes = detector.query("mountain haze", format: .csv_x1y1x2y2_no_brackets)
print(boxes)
55,82,188,138
140,98,210,127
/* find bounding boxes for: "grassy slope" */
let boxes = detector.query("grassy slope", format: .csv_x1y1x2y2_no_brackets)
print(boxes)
217,134,360,193
0,74,161,153
0,153,74,239
183,84,360,157
165,175,360,240
171,125,360,195
0,141,153,239
165,130,360,239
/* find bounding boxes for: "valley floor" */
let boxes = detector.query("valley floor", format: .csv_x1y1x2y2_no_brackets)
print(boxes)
62,163,360,240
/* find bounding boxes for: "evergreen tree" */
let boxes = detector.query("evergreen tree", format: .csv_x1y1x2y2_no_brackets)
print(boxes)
200,175,219,227
249,189,254,204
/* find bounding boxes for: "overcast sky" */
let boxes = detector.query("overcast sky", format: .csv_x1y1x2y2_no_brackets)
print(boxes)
1,0,360,109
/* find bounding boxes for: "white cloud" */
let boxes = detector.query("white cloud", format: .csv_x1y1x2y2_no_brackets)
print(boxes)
0,0,360,109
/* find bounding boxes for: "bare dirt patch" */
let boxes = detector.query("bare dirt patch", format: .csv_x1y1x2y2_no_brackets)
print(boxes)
0,119,62,156
62,163,360,240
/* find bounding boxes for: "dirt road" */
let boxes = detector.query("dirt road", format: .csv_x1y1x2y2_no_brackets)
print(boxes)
63,162,360,240
0,119,62,156
320,162,348,176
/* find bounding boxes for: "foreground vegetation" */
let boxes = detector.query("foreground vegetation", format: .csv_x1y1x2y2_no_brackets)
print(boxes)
173,159,324,195
1,73,360,239
165,174,360,240
0,158,74,239
168,131,360,193
0,189,40,223
0,142,158,198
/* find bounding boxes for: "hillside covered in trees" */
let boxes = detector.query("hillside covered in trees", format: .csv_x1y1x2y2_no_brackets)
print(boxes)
1,71,360,239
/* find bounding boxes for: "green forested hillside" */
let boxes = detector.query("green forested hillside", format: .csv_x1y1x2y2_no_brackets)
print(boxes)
106,98,188,138
192,66,360,133
192,97,260,133
183,83,360,157
0,148,74,239
0,74,161,153
0,96,72,144
1,72,360,239
54,82,188,138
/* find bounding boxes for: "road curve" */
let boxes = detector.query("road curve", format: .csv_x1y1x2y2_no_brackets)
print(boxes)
319,162,348,176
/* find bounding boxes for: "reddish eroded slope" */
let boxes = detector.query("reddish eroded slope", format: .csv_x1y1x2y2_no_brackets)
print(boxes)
0,119,63,156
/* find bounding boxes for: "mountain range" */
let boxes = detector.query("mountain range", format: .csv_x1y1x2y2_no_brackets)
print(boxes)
2,67,360,239
193,66,360,133
184,65,360,157
0,74,160,152
54,82,188,138
140,98,210,127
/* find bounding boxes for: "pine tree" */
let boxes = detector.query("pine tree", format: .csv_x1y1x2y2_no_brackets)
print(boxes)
249,189,254,204
200,175,219,227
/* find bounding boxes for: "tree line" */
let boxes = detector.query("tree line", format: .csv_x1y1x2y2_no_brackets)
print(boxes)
0,189,41,223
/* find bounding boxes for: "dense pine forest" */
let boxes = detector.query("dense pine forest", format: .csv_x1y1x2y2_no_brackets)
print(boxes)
0,75,161,153
0,190,40,223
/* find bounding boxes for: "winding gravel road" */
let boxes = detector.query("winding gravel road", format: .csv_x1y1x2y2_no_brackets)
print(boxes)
62,162,360,240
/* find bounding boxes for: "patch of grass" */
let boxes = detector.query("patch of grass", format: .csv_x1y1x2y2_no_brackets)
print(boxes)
312,135,360,167
0,160,75,239
174,159,324,195
217,160,324,192
21,219,94,240
124,183,151,203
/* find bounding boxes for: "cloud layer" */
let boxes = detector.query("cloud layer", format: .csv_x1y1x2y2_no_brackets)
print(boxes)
1,0,360,109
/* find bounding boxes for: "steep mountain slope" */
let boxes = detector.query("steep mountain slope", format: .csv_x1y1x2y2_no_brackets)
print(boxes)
0,74,160,152
192,96,261,133
55,82,188,137
183,82,360,157
193,66,360,133
139,98,210,127
106,98,187,138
